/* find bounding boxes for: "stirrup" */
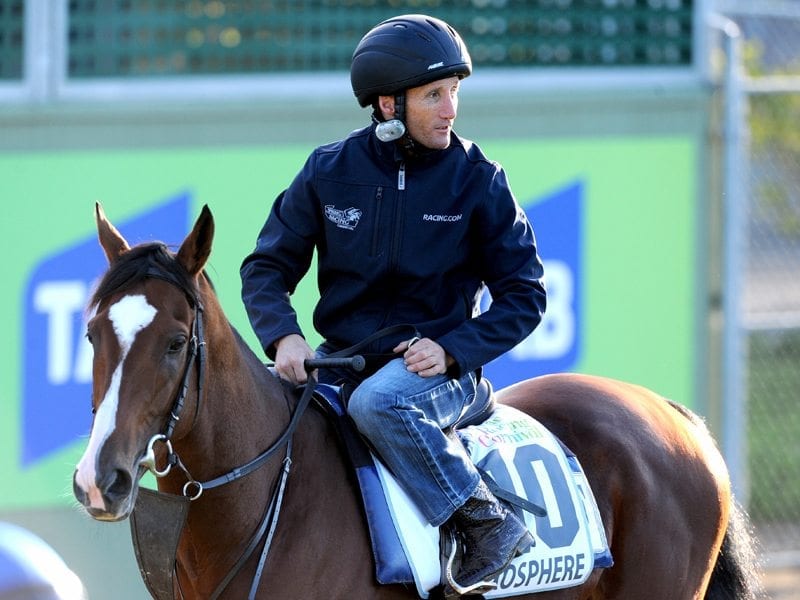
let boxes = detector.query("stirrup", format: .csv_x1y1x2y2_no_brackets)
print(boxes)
443,531,498,597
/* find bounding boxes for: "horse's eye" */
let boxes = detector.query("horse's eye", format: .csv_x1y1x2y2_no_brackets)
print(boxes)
85,331,93,345
168,336,187,354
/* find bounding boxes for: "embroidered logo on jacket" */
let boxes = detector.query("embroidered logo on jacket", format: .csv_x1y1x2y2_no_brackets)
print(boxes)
423,213,463,222
324,205,362,230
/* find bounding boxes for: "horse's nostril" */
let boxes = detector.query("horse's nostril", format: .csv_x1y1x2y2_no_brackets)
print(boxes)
102,469,132,504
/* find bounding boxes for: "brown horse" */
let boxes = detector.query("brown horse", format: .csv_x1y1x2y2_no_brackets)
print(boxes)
73,204,761,599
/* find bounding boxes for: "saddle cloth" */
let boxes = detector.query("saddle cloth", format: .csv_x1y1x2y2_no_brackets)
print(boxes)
313,384,612,598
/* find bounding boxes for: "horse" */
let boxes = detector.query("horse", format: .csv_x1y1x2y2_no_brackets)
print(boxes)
73,203,762,599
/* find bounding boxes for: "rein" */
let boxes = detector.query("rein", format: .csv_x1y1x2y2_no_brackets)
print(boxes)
134,288,317,599
131,268,315,599
133,270,401,599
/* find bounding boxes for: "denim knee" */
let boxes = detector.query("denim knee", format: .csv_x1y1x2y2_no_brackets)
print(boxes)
348,383,393,437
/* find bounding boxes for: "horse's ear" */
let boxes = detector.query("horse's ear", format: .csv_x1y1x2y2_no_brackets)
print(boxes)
95,202,131,264
177,205,214,276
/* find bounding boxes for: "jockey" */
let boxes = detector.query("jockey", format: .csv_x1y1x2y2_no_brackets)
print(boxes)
241,14,547,594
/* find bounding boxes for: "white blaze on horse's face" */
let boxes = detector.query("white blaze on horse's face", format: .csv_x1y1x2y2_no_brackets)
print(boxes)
74,294,157,512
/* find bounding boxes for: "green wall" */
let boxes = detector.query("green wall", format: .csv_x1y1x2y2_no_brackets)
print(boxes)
0,85,710,598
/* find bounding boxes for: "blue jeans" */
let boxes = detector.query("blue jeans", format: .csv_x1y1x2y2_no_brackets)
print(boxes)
320,357,480,526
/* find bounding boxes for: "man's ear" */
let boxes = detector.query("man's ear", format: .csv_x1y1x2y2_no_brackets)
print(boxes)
377,95,395,120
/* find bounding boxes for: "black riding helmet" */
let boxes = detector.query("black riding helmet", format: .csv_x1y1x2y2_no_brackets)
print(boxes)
351,14,472,108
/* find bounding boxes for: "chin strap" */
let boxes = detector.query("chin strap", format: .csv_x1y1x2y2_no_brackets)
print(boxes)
392,94,419,157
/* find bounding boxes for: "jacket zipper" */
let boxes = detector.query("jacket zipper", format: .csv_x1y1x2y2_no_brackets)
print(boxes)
389,162,406,271
377,163,407,332
371,186,383,256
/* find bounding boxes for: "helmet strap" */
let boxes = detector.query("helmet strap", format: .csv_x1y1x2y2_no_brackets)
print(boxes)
389,94,421,158
372,94,419,158
375,93,407,140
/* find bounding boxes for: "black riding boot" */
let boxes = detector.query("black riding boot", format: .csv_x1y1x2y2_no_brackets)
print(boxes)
445,479,534,596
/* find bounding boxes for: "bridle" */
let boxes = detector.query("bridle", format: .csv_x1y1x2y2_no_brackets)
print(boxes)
137,303,205,486
133,268,314,600
129,266,408,599
136,268,208,496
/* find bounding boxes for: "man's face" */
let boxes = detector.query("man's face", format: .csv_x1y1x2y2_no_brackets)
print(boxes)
404,75,461,150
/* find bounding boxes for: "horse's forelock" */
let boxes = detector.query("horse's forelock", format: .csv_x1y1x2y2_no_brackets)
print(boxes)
90,243,199,309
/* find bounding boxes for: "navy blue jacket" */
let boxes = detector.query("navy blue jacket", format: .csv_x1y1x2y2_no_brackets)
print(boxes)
241,125,546,378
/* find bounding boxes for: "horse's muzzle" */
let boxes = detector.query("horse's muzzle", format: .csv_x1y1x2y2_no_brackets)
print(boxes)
73,467,135,521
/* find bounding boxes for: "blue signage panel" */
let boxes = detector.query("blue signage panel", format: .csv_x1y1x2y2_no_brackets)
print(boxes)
20,182,581,465
21,193,191,466
484,180,583,389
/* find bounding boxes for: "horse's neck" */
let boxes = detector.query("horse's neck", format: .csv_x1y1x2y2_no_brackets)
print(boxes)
155,298,287,497
163,321,295,594
176,328,288,479
168,351,374,595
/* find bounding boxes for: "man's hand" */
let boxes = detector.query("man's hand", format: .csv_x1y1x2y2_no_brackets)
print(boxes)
274,334,315,385
393,337,455,378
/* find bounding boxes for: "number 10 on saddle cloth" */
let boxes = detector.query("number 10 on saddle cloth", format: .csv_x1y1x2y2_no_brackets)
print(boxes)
380,404,612,598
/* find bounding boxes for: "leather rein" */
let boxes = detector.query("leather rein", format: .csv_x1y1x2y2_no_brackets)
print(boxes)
134,270,318,600
133,268,413,599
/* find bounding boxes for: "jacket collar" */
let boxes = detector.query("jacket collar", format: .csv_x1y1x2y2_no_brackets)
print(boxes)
368,122,461,166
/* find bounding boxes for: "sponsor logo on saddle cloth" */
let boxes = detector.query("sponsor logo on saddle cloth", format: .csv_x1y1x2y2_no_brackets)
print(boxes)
374,404,612,598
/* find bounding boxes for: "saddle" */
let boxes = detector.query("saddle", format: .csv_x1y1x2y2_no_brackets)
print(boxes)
312,379,613,598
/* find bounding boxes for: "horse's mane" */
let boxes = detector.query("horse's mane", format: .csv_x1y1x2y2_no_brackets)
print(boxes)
90,243,201,309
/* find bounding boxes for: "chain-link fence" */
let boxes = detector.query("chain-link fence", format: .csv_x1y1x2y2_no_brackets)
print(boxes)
720,1,800,574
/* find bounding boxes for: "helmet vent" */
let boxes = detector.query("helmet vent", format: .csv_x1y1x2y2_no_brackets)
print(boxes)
426,18,442,32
